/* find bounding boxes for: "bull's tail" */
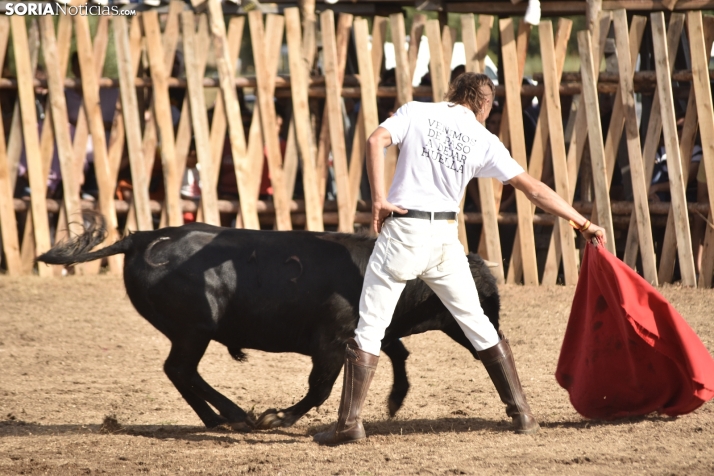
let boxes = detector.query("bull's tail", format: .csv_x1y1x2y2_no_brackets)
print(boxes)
36,211,133,267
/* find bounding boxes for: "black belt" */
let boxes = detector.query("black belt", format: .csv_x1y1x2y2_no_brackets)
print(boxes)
390,210,457,220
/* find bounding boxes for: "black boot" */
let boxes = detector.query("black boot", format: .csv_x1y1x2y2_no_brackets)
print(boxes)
477,335,540,434
313,338,379,445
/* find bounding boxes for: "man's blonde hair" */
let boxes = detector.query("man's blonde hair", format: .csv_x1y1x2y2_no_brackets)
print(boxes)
445,72,495,114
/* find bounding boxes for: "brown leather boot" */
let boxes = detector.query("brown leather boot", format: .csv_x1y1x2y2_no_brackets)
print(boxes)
313,338,379,445
477,335,540,434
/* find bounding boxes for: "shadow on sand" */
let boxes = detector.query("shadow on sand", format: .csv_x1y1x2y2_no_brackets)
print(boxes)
0,412,678,445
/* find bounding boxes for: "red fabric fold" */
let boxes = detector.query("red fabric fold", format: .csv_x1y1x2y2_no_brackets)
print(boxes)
555,241,714,419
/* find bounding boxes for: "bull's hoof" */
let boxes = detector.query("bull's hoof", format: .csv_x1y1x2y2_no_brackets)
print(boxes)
254,408,287,430
225,419,255,432
387,397,403,418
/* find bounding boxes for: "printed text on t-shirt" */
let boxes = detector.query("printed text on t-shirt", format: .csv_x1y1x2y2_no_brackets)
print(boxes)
421,119,474,174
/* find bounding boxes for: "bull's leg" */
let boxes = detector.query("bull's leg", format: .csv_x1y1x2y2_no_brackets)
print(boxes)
441,321,479,359
164,338,251,430
381,339,410,417
253,349,344,430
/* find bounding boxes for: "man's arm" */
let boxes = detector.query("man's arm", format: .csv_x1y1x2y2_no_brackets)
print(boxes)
507,172,606,243
366,127,407,233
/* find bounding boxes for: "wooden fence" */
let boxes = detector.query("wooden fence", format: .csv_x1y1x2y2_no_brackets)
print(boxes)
0,1,713,287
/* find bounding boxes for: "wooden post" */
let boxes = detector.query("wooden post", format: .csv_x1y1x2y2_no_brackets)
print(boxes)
578,30,616,254
0,17,21,275
113,16,153,232
39,16,83,246
408,14,427,84
462,13,504,282
497,21,531,282
501,18,538,285
181,11,220,226
659,16,714,284
599,16,647,257
207,0,258,229
650,12,696,286
207,17,244,226
248,12,291,230
316,14,353,207
74,14,123,273
540,21,579,285
321,10,353,232
426,20,447,101
285,7,323,231
391,13,413,106
687,12,714,287
143,11,184,228
613,9,657,285
11,17,53,277
542,12,612,284
350,18,381,230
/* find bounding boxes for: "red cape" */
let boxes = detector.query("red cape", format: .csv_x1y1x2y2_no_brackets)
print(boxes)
555,241,714,419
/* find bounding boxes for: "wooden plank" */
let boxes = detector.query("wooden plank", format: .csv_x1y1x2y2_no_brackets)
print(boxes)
649,12,696,286
539,20,579,285
688,12,714,287
628,13,683,277
316,14,353,206
245,16,284,210
517,18,572,285
38,15,74,210
408,13,427,83
371,16,387,86
476,15,494,75
70,15,109,194
39,15,83,248
442,25,456,71
500,17,539,285
7,20,38,193
113,16,153,232
347,17,386,232
207,16,244,220
143,11,184,228
162,0,184,69
181,11,220,226
578,30,616,256
321,10,353,232
426,20,447,101
352,18,380,228
11,17,52,277
496,21,531,281
142,5,183,229
249,11,292,230
391,14,413,106
542,11,612,284
613,9,658,284
207,0,257,228
461,14,504,282
74,14,122,273
599,15,647,217
0,16,21,275
659,15,714,284
175,13,209,211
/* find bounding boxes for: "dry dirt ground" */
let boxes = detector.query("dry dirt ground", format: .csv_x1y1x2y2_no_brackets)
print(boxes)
0,276,713,475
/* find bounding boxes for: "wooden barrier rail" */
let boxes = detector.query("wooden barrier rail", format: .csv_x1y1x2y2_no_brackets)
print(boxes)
1,2,714,288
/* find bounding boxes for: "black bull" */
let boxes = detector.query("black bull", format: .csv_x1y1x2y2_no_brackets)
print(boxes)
37,216,500,431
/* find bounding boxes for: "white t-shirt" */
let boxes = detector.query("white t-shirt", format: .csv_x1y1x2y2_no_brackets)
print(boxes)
380,101,524,213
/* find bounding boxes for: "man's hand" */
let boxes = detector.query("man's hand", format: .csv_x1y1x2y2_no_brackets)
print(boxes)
583,222,607,245
373,199,408,234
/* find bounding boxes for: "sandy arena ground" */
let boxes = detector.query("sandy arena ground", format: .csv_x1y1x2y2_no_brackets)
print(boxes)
0,275,713,475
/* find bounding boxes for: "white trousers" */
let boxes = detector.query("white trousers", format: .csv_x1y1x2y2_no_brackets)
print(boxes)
354,216,500,356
